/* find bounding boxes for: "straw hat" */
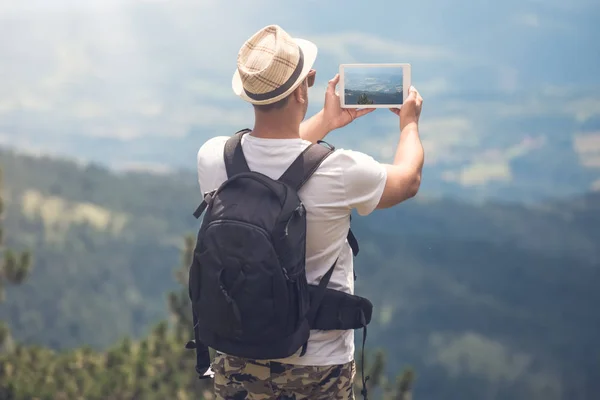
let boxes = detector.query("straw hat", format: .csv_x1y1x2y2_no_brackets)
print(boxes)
232,25,318,105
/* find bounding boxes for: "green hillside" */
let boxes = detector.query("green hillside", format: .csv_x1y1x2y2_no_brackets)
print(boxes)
0,148,598,399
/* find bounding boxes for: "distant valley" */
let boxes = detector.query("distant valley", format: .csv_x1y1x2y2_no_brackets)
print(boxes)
1,147,599,399
344,70,404,105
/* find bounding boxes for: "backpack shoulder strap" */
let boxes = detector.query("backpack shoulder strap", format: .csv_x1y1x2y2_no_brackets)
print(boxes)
278,140,335,191
347,227,359,257
223,128,252,178
277,139,360,256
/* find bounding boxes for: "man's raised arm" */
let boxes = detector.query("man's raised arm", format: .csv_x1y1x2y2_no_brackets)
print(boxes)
377,86,425,209
300,74,374,143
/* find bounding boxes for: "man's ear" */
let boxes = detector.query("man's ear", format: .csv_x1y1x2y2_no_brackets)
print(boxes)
293,83,306,104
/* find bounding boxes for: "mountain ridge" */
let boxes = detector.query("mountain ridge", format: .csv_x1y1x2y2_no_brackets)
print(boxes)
1,146,599,399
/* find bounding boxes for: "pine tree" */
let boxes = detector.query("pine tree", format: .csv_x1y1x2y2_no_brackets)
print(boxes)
357,93,374,105
0,166,33,351
168,234,213,398
354,349,387,397
168,234,195,340
395,367,416,400
355,350,418,400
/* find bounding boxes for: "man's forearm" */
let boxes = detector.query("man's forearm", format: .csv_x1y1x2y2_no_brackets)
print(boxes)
393,121,424,173
299,109,331,143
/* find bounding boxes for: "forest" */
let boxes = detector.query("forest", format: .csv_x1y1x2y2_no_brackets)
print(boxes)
0,147,599,399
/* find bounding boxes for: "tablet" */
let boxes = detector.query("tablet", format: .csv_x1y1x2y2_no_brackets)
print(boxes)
339,63,411,108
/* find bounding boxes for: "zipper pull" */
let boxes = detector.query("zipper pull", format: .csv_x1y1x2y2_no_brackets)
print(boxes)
284,203,305,236
284,219,291,236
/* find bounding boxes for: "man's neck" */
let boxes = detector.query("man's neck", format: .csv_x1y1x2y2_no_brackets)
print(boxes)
251,114,300,139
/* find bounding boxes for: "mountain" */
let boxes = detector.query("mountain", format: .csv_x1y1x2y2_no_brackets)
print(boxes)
1,147,598,399
361,193,600,265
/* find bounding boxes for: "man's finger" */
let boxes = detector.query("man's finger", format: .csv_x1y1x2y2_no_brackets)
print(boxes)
389,108,401,115
327,74,340,95
355,108,375,118
405,87,417,103
415,93,423,107
409,86,420,97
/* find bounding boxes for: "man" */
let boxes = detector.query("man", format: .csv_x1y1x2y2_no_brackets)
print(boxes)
196,24,424,400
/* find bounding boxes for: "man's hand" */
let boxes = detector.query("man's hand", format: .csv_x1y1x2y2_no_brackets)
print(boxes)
389,86,423,131
323,74,375,131
299,74,375,143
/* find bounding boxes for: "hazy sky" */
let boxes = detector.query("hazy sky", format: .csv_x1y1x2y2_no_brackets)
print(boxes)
0,0,598,187
344,65,404,83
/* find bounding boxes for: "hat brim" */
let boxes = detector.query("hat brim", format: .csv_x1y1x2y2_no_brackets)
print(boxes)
232,38,318,105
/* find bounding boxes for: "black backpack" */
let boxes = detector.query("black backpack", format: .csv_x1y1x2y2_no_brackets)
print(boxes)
187,129,373,398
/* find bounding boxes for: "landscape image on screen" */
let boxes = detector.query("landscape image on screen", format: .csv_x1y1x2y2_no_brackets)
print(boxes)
343,66,404,106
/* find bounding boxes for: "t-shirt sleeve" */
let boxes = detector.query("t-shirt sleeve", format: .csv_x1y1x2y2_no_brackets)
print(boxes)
196,136,229,194
338,149,388,216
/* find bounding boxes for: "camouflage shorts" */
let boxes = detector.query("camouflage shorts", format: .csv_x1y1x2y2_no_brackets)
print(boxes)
211,352,355,400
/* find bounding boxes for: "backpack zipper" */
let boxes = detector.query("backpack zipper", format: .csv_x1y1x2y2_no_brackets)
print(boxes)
284,202,305,236
205,219,271,241
214,172,288,207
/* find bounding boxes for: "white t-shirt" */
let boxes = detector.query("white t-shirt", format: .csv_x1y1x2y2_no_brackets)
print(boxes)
196,133,387,366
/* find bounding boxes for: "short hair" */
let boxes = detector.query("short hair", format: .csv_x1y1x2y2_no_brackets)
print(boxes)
253,95,290,112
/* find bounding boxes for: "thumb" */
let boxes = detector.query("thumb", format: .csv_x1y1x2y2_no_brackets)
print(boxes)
327,74,340,95
405,85,417,102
